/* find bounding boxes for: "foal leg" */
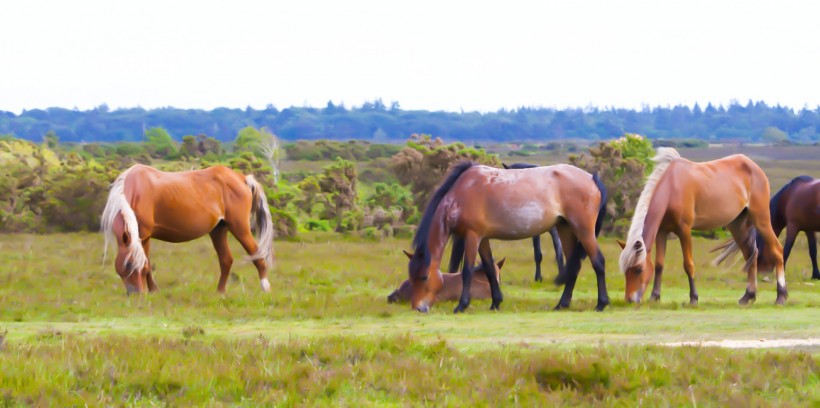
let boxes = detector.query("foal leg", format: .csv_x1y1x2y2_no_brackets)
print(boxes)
228,223,270,292
454,232,480,314
678,228,699,305
478,239,503,310
649,233,668,302
210,224,234,293
532,235,543,282
808,232,820,280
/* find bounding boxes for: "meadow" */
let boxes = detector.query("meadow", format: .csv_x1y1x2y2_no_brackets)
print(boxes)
1,231,818,406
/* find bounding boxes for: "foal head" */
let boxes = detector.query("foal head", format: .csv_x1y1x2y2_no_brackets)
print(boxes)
618,239,653,303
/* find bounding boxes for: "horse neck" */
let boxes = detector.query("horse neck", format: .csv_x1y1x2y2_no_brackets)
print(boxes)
423,207,450,269
640,185,669,254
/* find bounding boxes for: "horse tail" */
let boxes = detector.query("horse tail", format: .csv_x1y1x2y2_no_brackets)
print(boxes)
554,172,607,285
100,166,147,275
245,175,275,267
711,227,758,273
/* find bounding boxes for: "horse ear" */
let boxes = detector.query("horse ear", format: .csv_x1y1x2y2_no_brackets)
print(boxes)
616,239,626,249
496,257,506,269
402,250,414,260
502,163,510,169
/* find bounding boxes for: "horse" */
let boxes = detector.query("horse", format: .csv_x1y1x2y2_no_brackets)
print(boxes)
406,161,608,313
756,176,819,280
617,148,787,306
387,255,505,304
101,164,275,294
502,162,566,282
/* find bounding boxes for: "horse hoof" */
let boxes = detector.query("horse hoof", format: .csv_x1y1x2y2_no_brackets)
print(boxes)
534,276,543,283
689,299,699,306
775,296,787,306
738,292,755,305
553,303,569,311
649,294,661,302
453,303,469,314
490,302,502,311
594,303,608,312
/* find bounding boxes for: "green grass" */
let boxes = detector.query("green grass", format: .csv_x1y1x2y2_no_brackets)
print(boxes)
0,232,819,404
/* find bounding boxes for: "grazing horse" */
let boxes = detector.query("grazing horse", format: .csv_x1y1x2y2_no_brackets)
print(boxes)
757,176,819,280
101,164,275,294
387,255,505,304
618,148,787,305
502,162,566,281
407,161,608,313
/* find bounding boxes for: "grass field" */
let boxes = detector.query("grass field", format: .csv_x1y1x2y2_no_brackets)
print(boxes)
1,231,818,405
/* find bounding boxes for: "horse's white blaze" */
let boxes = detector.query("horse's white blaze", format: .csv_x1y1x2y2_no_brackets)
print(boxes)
260,277,271,292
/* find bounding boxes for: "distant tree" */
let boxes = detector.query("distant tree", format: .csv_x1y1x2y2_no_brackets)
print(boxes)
318,158,359,232
43,131,59,148
144,127,177,158
761,126,788,143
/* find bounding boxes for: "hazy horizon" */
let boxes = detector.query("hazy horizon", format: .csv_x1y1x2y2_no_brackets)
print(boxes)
2,1,819,114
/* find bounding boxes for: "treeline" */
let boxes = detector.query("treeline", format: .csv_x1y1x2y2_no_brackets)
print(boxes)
2,100,820,144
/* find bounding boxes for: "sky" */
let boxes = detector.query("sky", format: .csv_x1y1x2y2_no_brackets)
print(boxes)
1,0,819,114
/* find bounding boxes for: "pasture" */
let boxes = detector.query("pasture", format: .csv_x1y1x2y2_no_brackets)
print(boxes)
1,232,818,405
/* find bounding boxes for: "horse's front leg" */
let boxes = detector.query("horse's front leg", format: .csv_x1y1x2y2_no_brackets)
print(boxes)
478,238,503,310
649,233,667,301
454,233,480,314
532,235,543,282
142,239,158,292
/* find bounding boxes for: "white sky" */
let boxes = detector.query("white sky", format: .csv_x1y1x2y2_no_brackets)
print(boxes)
1,0,819,114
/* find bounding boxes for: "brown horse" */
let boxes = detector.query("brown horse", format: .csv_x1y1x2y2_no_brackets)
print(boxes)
618,148,787,305
407,162,608,313
388,254,505,304
101,164,275,294
757,176,819,280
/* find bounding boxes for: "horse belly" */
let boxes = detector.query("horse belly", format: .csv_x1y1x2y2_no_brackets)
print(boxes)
490,201,558,239
151,206,222,242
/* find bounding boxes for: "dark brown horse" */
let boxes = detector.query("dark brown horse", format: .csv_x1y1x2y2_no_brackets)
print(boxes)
407,162,608,313
502,162,565,281
757,176,819,280
101,164,274,294
618,148,787,305
388,254,505,304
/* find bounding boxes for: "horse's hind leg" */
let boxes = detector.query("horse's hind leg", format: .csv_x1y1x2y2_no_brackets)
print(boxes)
227,223,270,292
553,222,580,310
808,232,820,280
549,227,565,279
752,215,787,305
576,228,609,312
677,227,699,305
726,217,757,305
210,224,234,293
532,235,543,282
478,238,503,310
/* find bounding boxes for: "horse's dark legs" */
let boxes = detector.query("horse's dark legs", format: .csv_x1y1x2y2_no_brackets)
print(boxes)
478,238,503,310
454,233,480,314
649,233,667,301
532,235,543,282
678,228,699,305
448,235,465,273
210,224,234,293
577,232,609,311
553,224,579,310
549,227,565,278
808,232,820,280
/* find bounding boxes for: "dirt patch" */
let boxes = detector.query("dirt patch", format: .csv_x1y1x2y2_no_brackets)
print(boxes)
662,338,820,349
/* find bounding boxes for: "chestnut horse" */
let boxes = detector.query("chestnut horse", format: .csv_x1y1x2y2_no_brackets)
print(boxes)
756,176,819,280
407,162,608,313
101,164,274,294
388,255,505,304
618,148,787,305
502,162,565,282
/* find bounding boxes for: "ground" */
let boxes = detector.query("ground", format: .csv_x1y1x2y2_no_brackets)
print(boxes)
1,232,818,405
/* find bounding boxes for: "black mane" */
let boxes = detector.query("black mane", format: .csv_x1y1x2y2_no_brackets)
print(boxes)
502,162,538,169
412,162,476,257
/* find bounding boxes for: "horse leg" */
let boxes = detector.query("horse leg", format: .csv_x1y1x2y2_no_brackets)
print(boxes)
478,238,503,310
677,228,699,305
725,217,758,305
447,235,465,273
210,224,234,293
454,232,480,314
649,232,667,302
808,232,820,280
549,227,565,279
142,239,158,292
576,229,609,311
554,223,580,310
228,223,270,292
753,218,788,305
532,235,543,282
781,223,798,270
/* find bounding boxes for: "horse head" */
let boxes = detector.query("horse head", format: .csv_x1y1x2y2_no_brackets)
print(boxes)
618,239,653,303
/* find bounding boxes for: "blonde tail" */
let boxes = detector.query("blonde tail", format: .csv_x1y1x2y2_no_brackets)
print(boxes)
245,175,275,267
